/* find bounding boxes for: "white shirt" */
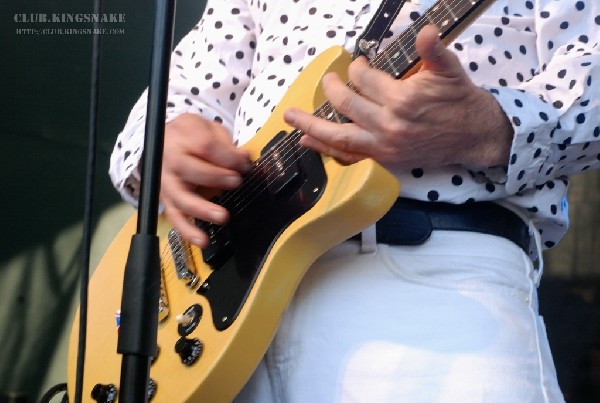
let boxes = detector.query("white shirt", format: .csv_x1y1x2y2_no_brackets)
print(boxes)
110,0,600,249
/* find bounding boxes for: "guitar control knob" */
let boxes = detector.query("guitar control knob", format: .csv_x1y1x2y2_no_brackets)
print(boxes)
175,337,203,366
151,345,160,365
147,378,157,400
91,383,117,403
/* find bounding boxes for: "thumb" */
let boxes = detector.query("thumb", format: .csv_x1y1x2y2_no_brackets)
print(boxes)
416,25,461,76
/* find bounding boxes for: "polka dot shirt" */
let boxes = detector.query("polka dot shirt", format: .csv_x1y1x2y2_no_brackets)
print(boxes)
110,0,600,250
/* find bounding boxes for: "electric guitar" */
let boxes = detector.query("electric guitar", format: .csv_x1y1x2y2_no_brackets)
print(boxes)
67,0,495,401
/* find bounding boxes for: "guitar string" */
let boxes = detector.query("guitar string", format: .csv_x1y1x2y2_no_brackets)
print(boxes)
180,0,479,260
160,0,484,286
375,0,483,75
197,0,475,236
158,0,484,293
216,0,468,202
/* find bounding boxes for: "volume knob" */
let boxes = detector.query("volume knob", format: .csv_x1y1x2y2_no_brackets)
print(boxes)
91,383,117,403
147,378,157,400
174,337,203,366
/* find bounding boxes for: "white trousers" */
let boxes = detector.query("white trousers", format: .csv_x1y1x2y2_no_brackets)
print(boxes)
234,230,565,403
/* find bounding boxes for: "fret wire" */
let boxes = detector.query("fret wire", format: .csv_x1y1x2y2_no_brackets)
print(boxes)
441,0,459,21
202,0,492,238
222,0,485,217
316,0,488,124
375,0,485,78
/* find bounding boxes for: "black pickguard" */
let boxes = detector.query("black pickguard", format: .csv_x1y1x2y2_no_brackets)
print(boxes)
196,130,326,330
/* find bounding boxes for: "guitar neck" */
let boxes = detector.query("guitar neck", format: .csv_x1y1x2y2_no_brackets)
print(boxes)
314,0,496,122
377,0,496,76
210,0,497,219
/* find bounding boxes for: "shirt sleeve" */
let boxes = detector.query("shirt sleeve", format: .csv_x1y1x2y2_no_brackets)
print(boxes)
480,1,600,195
109,0,256,205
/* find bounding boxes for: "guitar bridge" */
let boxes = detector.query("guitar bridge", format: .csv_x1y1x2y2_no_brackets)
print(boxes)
168,229,200,288
158,280,169,323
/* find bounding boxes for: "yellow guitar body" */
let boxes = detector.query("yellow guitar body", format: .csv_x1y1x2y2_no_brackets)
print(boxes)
67,45,400,402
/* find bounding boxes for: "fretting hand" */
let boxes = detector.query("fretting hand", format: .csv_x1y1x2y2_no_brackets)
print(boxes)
283,25,513,170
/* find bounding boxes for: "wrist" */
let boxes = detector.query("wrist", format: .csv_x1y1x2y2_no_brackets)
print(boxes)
464,87,514,168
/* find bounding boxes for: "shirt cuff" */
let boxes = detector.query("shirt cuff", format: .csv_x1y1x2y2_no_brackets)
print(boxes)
478,85,559,194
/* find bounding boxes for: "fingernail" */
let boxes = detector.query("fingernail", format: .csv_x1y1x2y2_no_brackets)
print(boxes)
211,209,227,222
191,237,206,248
224,175,242,187
284,109,296,123
433,33,443,52
242,160,253,172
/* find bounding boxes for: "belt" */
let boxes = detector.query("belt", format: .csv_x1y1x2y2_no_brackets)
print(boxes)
352,198,530,253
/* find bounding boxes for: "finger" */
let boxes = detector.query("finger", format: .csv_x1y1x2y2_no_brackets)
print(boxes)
324,66,414,140
283,108,355,152
346,56,397,105
321,70,387,125
170,153,244,190
161,167,237,247
284,105,372,162
415,25,463,77
161,175,229,225
163,206,209,247
167,114,252,174
299,134,367,165
209,125,253,173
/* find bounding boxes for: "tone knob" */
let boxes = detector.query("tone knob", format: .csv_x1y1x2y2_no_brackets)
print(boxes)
147,378,157,400
151,345,160,365
174,337,203,366
91,383,117,403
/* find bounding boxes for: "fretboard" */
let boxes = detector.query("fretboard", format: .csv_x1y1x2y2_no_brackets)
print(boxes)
315,0,496,123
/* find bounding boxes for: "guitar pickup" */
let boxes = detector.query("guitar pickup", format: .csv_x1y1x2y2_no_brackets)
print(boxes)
196,220,235,271
262,130,305,199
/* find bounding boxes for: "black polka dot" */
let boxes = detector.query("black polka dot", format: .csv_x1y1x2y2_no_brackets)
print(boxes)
427,191,439,201
412,168,424,178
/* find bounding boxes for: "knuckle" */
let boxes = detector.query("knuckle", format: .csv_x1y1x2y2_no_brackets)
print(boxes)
167,156,188,176
335,93,355,117
302,119,315,135
348,59,367,86
193,134,213,156
335,131,355,153
387,91,406,109
380,118,406,137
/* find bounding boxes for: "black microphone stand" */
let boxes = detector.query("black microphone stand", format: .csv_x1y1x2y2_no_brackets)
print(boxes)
116,0,176,401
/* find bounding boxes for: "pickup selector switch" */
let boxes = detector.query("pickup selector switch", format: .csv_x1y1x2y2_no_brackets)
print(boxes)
175,337,203,366
177,304,202,336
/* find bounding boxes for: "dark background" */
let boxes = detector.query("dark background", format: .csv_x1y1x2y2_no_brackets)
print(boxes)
0,0,207,400
0,1,598,402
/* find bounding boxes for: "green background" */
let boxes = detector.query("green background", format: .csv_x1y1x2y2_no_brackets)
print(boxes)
1,1,599,402
0,0,206,400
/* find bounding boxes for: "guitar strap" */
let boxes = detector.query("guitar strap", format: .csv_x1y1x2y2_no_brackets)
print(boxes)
353,0,408,60
354,0,406,253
